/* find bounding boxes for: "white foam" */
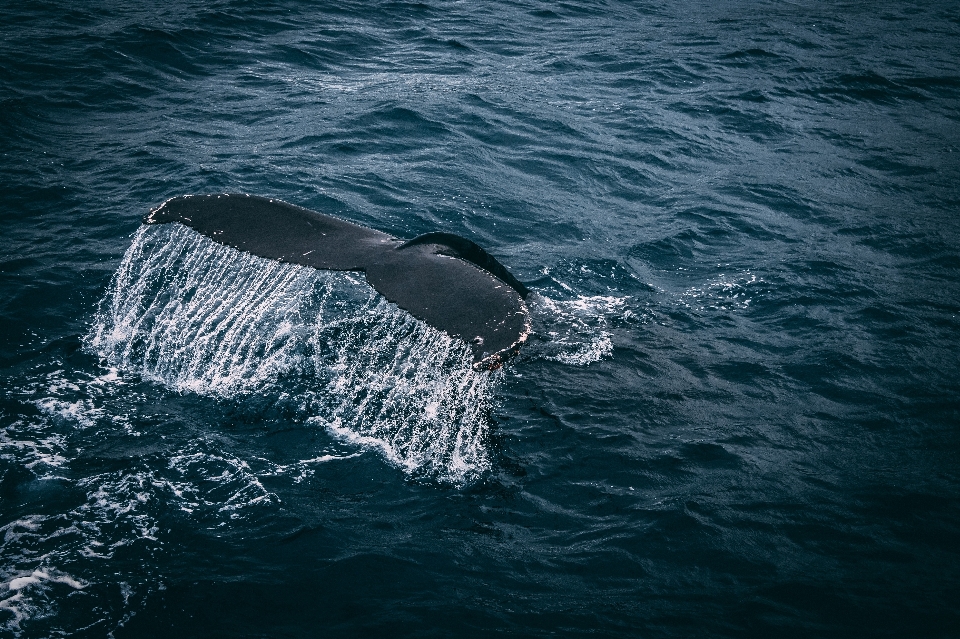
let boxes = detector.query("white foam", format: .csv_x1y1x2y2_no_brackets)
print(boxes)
0,591,30,628
298,453,360,465
34,397,104,430
1,568,86,631
0,427,68,475
7,570,84,591
0,428,302,635
525,293,629,365
256,452,362,484
6,576,38,591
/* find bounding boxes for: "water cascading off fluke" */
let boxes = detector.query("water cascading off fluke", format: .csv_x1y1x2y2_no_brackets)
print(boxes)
86,223,501,484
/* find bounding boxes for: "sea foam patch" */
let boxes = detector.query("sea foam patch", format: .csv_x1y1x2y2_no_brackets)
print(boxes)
86,224,498,484
525,293,637,365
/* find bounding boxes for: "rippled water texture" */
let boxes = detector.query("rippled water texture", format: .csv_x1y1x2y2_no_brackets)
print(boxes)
2,1,959,637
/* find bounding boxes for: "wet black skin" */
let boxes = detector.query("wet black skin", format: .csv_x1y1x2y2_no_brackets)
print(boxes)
145,194,530,369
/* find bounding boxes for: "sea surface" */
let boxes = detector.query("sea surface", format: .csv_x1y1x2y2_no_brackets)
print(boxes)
2,1,959,637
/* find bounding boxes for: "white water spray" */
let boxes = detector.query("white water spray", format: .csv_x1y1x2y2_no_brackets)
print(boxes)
86,224,497,484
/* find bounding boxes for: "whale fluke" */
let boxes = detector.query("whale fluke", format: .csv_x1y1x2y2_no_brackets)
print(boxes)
144,194,530,369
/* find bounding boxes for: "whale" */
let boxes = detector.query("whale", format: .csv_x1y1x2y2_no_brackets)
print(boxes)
144,193,531,370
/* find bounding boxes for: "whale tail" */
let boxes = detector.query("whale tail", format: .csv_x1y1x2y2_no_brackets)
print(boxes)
145,194,530,369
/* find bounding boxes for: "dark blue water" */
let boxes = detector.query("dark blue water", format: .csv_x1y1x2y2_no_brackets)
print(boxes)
2,1,960,637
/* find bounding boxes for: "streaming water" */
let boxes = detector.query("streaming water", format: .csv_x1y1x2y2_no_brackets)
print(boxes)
87,223,499,485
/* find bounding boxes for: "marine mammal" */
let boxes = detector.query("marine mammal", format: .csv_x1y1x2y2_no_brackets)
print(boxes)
144,193,530,369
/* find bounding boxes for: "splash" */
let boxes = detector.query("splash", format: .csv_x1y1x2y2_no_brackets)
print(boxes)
525,293,632,365
86,224,497,484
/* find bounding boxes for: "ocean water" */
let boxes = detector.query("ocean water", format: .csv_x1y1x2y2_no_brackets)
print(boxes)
2,1,959,637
